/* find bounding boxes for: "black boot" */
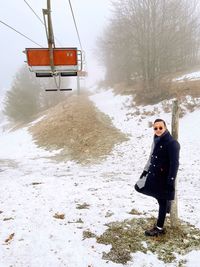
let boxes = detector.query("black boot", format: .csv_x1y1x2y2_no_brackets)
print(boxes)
145,225,166,237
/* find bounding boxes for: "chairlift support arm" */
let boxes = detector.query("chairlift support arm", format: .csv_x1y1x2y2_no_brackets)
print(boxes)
43,0,55,73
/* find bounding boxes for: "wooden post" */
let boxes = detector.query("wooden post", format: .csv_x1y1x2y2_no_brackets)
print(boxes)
170,99,179,227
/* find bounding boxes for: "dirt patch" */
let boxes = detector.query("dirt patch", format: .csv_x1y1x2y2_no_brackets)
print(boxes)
29,92,128,164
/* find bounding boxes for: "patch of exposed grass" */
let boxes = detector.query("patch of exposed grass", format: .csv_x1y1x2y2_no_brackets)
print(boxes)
128,208,142,215
76,202,90,209
89,217,200,265
53,213,65,220
82,230,96,240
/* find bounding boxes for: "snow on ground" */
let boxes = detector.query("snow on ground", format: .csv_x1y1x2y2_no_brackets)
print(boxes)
173,71,200,82
0,88,200,267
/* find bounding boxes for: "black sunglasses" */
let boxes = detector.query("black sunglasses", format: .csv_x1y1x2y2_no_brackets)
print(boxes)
154,127,163,131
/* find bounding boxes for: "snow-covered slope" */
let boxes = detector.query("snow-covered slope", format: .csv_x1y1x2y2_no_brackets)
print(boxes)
0,88,200,267
174,70,200,81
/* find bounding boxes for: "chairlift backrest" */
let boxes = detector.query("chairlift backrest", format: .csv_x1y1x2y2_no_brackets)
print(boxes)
25,47,82,77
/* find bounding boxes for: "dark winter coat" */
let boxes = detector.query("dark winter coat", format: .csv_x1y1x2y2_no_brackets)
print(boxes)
135,130,180,200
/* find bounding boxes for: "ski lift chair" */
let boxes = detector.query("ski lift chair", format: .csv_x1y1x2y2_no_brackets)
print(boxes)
25,47,82,77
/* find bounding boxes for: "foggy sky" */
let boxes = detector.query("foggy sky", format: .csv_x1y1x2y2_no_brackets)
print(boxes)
0,0,111,92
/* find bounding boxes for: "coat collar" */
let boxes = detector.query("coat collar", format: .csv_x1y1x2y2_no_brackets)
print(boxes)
154,130,172,145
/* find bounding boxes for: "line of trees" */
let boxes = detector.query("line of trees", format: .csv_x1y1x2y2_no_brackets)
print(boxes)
97,0,200,98
4,65,69,123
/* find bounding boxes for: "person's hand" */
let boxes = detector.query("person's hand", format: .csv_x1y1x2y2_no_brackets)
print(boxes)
140,170,148,179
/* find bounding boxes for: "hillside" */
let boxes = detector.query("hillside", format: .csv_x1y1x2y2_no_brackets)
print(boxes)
29,92,127,164
112,70,200,106
0,85,200,267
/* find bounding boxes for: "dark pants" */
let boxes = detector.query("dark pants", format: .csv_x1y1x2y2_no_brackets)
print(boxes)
156,199,171,228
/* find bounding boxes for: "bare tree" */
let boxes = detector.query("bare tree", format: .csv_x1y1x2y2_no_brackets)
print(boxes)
97,0,200,97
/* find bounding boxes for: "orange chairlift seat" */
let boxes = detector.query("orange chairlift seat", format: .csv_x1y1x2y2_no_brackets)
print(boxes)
25,47,82,77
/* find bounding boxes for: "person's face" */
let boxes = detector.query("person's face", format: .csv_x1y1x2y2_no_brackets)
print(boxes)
153,121,166,136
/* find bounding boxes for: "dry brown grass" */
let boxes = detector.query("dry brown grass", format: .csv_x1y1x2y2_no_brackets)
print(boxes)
84,217,200,265
170,79,200,98
29,92,128,164
112,76,200,106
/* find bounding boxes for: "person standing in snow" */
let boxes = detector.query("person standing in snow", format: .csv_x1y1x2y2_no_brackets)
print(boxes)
135,118,180,236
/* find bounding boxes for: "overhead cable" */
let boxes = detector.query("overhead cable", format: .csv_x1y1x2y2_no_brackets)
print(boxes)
0,19,43,47
24,0,62,46
68,0,83,51
24,0,44,25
